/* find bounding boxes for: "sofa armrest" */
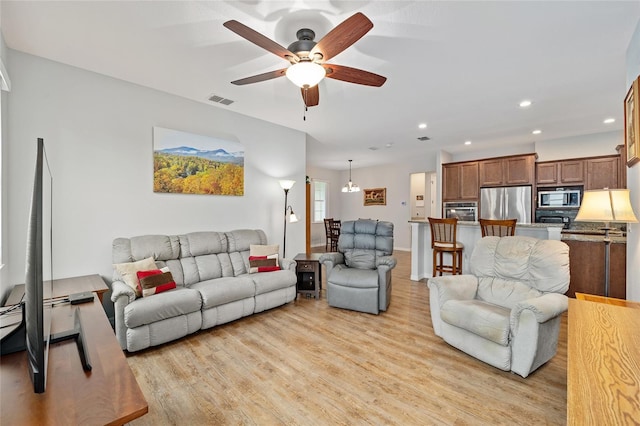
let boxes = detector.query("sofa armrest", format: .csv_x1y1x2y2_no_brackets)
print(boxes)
319,252,344,275
110,280,136,304
510,293,568,330
110,280,136,350
280,258,297,272
376,255,397,270
427,275,478,307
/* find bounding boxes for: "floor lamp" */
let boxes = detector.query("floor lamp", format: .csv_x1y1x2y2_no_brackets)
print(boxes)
575,189,638,297
279,180,298,258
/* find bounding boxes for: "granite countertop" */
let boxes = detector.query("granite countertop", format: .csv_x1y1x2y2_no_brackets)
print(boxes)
408,220,564,229
561,229,627,243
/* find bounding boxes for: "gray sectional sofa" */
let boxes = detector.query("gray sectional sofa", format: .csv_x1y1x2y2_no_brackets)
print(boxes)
111,229,297,352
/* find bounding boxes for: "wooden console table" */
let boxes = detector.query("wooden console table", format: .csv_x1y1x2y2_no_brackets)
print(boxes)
567,297,640,424
1,277,147,425
4,274,110,305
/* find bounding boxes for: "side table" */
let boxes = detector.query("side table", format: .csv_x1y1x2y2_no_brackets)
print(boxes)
294,253,322,299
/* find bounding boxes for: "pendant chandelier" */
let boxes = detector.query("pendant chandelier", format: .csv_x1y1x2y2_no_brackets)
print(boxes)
342,160,360,193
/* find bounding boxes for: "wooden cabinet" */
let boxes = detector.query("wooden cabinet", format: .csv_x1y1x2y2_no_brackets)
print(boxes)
479,154,536,187
563,239,626,299
294,253,322,299
442,162,479,201
536,155,622,189
585,156,620,189
536,159,584,186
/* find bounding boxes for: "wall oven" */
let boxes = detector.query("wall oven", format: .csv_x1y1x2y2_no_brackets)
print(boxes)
443,202,478,222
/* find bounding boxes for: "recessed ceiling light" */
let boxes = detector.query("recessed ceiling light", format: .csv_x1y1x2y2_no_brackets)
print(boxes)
603,118,615,124
386,143,394,148
418,123,427,129
519,100,532,108
464,140,472,145
532,129,542,135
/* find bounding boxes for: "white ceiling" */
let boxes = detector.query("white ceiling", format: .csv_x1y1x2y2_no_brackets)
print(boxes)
2,1,639,171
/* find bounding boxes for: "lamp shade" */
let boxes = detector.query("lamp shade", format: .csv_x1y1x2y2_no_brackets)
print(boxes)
285,62,326,88
575,189,638,223
279,180,295,190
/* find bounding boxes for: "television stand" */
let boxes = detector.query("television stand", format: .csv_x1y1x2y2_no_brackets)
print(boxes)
50,307,92,371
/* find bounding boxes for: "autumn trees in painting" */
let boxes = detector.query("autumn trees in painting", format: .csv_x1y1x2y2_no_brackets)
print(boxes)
154,153,244,195
152,127,245,196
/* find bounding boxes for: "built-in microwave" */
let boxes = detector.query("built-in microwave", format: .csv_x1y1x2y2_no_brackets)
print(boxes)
537,189,581,208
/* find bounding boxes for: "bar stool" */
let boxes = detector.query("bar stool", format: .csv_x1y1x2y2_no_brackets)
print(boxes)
428,217,464,276
479,218,517,237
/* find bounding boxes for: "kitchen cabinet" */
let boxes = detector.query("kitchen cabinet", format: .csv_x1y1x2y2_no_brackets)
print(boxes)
563,238,626,299
585,156,620,190
536,159,584,186
442,162,479,201
478,154,535,187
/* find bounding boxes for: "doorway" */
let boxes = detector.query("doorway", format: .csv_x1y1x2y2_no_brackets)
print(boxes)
410,172,437,220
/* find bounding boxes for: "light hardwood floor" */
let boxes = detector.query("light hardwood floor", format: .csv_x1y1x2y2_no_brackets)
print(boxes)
127,250,567,425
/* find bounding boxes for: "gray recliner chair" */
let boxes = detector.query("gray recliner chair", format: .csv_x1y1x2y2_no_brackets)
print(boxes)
428,236,570,378
319,219,396,314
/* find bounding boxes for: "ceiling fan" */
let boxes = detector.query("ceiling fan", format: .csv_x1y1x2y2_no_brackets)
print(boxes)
223,12,387,108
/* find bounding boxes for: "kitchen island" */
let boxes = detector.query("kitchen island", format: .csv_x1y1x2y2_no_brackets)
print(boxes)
409,220,564,281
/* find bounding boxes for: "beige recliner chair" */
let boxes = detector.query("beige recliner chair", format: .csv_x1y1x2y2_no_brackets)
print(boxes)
428,236,569,378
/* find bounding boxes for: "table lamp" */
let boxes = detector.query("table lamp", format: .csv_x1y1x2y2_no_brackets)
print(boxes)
575,189,638,297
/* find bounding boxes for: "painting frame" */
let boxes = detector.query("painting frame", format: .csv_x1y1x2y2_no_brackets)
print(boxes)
624,76,640,167
363,188,386,206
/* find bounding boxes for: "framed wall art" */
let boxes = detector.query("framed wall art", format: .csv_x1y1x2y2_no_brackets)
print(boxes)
363,188,386,206
624,76,640,167
153,127,245,195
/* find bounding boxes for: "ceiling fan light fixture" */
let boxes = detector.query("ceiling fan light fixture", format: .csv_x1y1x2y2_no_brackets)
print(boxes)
286,61,326,88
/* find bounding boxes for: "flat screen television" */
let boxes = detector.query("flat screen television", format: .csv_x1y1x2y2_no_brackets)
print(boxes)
1,138,90,393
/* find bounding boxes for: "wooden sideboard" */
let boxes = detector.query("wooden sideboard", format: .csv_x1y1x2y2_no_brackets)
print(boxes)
567,297,640,424
1,276,148,425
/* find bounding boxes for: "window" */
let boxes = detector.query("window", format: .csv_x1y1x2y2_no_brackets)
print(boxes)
312,180,328,223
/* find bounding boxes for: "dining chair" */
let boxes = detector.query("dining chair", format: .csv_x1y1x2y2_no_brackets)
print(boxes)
479,218,517,237
329,220,341,251
428,217,464,276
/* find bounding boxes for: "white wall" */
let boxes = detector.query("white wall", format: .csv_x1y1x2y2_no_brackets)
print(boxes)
626,19,640,302
450,142,536,163
4,51,306,298
0,24,9,303
535,131,622,161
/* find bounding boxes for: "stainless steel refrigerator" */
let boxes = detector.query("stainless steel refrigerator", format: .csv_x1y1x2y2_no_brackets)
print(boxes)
480,186,532,224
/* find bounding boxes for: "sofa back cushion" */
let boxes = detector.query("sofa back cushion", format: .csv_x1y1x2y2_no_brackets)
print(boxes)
470,236,570,309
113,235,183,286
338,220,394,269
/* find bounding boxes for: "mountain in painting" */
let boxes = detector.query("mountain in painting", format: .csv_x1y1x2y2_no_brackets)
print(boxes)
157,146,244,165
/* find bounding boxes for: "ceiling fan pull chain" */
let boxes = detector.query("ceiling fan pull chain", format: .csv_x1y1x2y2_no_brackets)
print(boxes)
303,87,308,121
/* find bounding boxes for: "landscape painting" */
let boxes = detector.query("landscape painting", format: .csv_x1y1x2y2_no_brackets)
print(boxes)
153,127,244,195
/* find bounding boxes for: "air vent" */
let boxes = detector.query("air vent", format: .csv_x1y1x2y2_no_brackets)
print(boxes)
368,147,379,151
208,94,235,106
417,136,431,141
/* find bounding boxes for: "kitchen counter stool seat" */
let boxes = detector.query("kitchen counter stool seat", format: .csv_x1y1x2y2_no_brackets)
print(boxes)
428,217,464,276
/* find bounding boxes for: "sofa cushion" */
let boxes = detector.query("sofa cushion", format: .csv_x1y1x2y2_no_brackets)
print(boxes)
190,276,255,309
113,256,158,297
137,267,177,297
124,287,202,329
441,299,511,346
251,269,296,295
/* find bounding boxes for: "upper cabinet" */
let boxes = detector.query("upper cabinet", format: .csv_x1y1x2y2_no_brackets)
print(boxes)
478,154,536,187
536,160,584,186
585,156,620,190
442,162,479,201
536,155,621,189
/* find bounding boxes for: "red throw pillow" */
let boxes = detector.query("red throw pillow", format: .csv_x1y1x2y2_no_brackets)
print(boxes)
249,255,280,273
136,267,176,297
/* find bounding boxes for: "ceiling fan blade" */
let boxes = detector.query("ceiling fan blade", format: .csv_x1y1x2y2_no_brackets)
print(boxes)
310,12,373,62
231,68,288,85
224,20,299,62
301,85,319,107
324,64,386,87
